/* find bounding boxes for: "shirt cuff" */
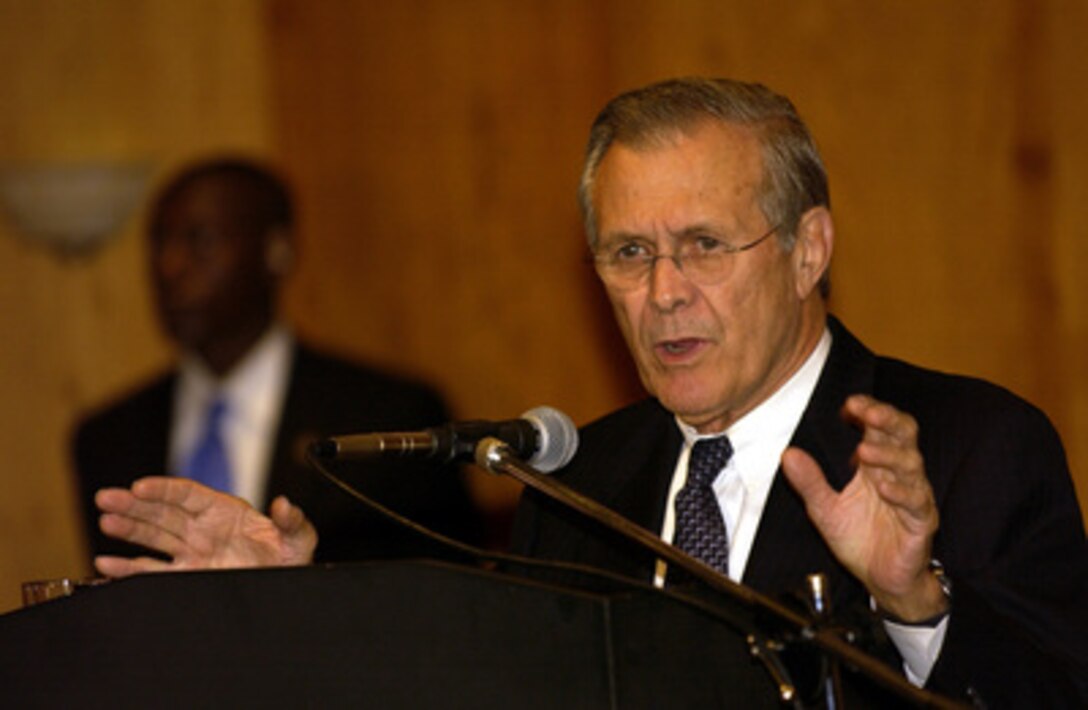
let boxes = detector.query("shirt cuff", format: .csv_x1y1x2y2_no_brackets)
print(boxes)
883,615,949,686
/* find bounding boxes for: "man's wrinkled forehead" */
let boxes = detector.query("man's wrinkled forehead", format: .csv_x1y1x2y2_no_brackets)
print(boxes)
593,121,765,202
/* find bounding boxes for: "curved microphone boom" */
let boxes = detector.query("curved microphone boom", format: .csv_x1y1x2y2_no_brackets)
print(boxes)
308,405,579,473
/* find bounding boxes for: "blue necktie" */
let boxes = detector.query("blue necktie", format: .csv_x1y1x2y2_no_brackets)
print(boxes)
181,397,233,493
674,436,733,576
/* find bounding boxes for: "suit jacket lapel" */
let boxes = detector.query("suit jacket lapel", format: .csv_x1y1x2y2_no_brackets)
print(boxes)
150,374,177,473
555,400,683,580
609,406,683,536
743,318,876,607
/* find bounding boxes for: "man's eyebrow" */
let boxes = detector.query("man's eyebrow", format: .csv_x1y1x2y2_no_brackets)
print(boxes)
670,222,723,239
597,230,649,245
604,221,724,240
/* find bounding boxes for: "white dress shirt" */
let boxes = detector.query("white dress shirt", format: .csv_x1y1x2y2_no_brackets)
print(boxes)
168,326,294,508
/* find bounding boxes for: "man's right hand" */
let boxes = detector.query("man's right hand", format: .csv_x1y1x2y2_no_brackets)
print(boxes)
93,477,317,578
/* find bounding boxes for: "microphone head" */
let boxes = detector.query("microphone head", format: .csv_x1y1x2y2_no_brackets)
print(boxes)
520,406,578,472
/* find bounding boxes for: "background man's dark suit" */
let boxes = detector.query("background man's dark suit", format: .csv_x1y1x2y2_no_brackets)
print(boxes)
511,317,1088,706
74,342,483,563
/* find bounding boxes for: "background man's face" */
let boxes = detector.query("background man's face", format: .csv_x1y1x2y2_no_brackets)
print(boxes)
591,121,817,433
148,176,276,360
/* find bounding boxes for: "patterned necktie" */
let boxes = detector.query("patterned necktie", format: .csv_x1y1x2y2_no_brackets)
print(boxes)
674,436,733,576
181,397,233,493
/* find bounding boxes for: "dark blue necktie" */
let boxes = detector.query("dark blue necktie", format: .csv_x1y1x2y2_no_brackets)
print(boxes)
674,436,733,576
181,397,233,493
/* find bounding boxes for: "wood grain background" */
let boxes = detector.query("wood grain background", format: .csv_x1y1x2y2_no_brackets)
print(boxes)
1,0,1085,612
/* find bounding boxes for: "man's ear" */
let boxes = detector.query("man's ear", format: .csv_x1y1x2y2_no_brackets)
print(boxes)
264,229,294,276
791,206,834,299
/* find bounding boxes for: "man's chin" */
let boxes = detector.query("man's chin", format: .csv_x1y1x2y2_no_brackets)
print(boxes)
653,385,728,432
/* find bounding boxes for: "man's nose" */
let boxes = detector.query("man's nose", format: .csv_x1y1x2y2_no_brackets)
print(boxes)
647,253,695,312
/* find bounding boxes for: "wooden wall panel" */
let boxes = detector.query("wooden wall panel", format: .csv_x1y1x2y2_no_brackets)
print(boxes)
269,1,641,512
269,1,1088,518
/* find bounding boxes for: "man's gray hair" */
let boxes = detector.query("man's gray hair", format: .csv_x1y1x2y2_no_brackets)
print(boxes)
578,77,830,254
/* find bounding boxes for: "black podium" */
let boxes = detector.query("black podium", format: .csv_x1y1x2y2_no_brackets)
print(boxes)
0,561,786,709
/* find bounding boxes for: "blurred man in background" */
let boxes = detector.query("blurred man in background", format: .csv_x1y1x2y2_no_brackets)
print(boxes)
73,157,483,563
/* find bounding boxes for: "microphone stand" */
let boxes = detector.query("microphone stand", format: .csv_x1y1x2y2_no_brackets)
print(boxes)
476,437,968,710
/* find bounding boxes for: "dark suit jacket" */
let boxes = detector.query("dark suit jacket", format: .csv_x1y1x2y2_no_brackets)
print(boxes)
73,342,483,564
511,317,1088,707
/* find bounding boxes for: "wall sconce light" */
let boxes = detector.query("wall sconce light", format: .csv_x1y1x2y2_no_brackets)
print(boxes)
0,162,152,257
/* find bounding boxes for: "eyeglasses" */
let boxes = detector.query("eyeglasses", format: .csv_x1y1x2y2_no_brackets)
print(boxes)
592,224,780,291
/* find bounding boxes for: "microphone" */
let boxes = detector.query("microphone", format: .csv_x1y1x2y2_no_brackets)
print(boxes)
308,405,578,473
